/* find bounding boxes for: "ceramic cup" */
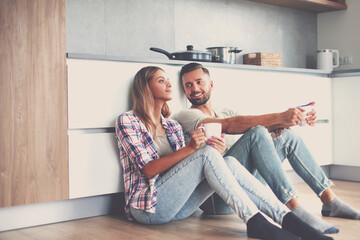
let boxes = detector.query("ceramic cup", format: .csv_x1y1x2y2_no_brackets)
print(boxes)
298,104,313,126
201,122,222,140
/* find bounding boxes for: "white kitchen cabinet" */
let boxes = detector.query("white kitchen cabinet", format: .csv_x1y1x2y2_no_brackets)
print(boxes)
209,67,333,168
333,75,360,167
68,132,123,199
209,67,331,120
67,59,187,129
67,59,188,198
67,58,333,198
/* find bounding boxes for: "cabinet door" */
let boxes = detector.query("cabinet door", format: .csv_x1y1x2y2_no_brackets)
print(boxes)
333,76,360,167
208,67,333,167
69,132,123,199
292,123,332,167
0,0,68,207
209,68,331,120
67,59,187,129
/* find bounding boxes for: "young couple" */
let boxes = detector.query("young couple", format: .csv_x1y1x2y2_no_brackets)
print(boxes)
115,64,359,240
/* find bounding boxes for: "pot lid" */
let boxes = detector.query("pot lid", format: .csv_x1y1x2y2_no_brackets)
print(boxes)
206,46,239,49
176,45,210,54
317,49,335,52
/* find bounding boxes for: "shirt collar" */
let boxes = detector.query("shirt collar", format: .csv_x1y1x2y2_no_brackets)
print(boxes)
160,115,169,130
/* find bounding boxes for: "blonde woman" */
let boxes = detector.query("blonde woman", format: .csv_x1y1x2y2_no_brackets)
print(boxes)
115,66,332,240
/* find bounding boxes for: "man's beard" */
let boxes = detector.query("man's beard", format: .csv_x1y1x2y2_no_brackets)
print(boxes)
189,91,210,106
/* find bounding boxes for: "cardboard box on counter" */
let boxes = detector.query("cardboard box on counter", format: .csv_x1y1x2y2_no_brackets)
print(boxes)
243,52,282,67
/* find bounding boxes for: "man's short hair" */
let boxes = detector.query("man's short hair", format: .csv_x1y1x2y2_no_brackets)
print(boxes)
180,62,210,80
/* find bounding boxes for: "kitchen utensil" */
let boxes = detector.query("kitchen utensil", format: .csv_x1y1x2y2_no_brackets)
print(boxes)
317,49,339,71
206,47,242,64
150,45,212,62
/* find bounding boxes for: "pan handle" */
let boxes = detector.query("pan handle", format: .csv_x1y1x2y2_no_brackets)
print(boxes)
150,47,174,59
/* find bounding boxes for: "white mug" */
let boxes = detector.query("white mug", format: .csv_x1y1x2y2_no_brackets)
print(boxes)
298,104,313,127
201,123,222,140
317,49,339,71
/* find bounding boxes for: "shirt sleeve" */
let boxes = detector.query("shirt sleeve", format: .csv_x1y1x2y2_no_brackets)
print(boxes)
116,113,155,173
213,107,239,118
172,109,208,145
173,109,208,131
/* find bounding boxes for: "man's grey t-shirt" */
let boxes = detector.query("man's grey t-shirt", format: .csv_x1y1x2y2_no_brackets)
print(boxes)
173,107,242,151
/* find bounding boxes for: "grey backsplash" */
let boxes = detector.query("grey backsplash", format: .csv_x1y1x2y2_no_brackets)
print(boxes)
66,0,317,69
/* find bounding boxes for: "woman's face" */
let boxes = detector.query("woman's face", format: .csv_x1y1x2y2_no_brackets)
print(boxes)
148,69,172,102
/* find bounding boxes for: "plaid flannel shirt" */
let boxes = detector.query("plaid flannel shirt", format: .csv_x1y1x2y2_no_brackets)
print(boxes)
115,111,184,220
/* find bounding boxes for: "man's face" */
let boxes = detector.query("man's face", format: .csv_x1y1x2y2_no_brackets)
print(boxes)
181,68,213,106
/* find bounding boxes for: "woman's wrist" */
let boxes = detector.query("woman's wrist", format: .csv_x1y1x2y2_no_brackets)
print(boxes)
186,144,200,155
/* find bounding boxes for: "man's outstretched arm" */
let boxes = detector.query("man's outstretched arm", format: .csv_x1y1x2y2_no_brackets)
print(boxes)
199,108,304,134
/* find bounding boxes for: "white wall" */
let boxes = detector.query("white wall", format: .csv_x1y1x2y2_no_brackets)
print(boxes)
318,0,360,70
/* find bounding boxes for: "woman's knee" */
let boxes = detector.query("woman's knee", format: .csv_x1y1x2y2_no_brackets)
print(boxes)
223,156,251,176
202,145,223,158
223,156,240,169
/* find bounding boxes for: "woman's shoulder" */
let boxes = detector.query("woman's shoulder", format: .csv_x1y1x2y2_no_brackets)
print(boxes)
118,110,134,119
116,110,140,126
164,117,183,130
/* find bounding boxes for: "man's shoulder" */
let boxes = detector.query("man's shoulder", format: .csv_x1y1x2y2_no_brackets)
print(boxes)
213,107,238,118
172,108,208,132
173,108,206,121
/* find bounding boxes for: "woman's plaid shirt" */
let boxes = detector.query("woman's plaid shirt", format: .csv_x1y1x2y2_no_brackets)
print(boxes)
115,111,185,220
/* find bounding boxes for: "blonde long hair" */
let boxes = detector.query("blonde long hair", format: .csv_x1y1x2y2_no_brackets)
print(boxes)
132,66,171,138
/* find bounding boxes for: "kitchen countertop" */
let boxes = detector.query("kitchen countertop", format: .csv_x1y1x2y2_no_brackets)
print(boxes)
332,69,360,77
67,53,332,76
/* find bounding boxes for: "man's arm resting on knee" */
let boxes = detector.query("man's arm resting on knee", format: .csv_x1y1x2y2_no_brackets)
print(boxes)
198,108,302,134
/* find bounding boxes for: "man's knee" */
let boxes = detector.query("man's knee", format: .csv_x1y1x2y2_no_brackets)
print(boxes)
282,128,303,143
245,125,272,141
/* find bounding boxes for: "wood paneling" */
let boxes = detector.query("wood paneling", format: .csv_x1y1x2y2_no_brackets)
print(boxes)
0,0,68,207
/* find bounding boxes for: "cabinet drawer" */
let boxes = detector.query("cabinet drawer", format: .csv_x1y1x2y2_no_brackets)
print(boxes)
209,67,331,120
67,59,186,129
69,132,123,199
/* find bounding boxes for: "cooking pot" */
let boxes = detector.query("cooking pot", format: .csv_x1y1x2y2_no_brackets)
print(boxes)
206,47,242,64
150,45,212,62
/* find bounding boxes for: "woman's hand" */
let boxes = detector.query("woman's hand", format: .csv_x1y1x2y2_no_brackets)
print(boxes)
188,128,206,150
207,133,227,154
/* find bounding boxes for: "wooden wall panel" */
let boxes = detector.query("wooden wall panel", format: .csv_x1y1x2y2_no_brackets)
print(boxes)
0,0,68,207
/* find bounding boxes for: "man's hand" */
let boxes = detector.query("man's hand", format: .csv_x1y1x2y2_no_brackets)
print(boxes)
281,108,303,127
188,128,206,150
207,133,227,154
300,102,317,126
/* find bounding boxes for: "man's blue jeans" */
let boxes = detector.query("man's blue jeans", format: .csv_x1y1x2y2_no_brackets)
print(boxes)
130,145,289,224
200,126,333,215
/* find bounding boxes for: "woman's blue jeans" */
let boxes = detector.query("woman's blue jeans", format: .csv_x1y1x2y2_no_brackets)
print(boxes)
201,126,333,215
130,145,289,225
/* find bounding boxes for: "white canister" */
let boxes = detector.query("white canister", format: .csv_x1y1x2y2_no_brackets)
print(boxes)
317,49,339,71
